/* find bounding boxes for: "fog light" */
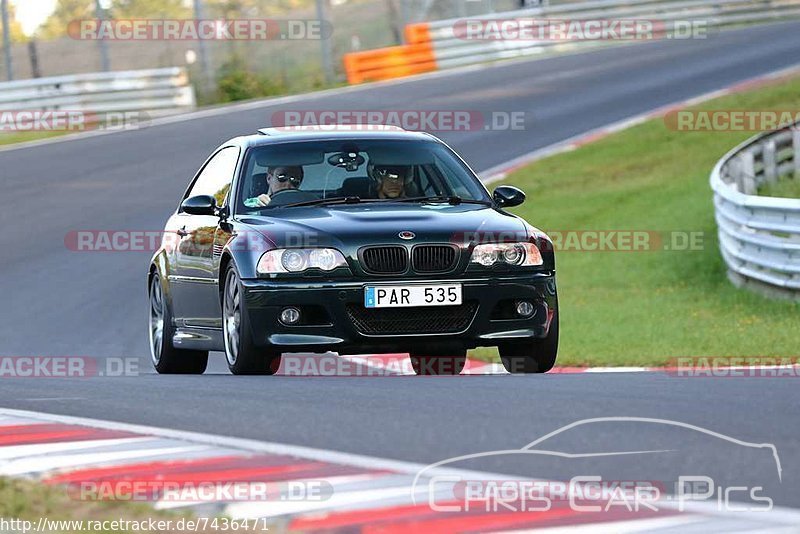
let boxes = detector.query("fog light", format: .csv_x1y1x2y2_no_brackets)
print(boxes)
280,307,301,325
516,300,535,317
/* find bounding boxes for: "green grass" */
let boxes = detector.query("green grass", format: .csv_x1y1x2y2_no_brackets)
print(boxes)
758,172,800,198
471,76,800,367
0,477,269,533
0,477,178,533
0,130,67,146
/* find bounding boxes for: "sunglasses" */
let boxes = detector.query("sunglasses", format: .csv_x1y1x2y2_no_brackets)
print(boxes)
375,168,406,182
272,172,303,186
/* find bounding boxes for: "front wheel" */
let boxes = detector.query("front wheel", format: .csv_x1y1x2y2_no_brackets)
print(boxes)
149,273,208,374
499,313,559,374
223,264,282,375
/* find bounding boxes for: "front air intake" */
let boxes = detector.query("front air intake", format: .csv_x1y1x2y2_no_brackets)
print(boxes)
359,246,408,275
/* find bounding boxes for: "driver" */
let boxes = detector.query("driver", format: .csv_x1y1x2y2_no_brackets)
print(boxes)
244,165,304,208
371,164,411,199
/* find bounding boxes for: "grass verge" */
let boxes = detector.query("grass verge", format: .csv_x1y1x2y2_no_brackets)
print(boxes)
0,477,266,533
0,131,67,147
470,75,800,367
758,171,800,198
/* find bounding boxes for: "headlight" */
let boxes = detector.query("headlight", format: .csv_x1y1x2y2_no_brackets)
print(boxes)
257,248,347,274
470,242,542,267
282,250,306,271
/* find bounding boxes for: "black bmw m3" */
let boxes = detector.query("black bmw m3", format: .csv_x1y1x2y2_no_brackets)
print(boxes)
148,127,558,375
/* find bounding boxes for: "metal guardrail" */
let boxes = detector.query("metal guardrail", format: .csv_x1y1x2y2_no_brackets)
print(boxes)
344,0,800,83
0,67,195,117
710,123,800,299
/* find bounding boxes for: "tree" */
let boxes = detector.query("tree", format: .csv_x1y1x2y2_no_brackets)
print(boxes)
111,0,190,18
204,0,315,18
33,0,318,40
36,0,93,39
2,0,27,42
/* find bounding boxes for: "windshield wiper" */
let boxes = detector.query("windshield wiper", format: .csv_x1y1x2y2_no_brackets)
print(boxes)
281,196,363,208
387,195,492,206
281,195,491,208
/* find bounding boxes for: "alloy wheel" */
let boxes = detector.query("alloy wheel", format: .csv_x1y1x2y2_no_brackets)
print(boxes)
223,269,242,365
149,276,165,365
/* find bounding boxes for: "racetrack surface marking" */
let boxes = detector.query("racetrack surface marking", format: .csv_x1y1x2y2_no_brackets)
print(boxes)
481,63,800,183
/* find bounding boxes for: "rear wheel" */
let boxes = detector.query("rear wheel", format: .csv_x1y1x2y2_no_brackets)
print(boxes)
149,273,208,374
409,350,466,375
499,313,559,374
223,264,281,375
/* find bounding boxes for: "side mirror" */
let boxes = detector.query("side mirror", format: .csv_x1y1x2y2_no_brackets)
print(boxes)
181,194,218,215
493,185,526,208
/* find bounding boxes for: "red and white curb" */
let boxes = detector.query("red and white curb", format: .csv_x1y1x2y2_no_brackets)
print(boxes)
286,355,800,376
272,354,663,376
1,407,799,532
480,63,800,184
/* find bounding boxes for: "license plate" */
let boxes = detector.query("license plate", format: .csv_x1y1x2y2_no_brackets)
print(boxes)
364,284,462,308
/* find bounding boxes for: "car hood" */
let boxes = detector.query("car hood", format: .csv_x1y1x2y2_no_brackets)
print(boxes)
237,203,529,250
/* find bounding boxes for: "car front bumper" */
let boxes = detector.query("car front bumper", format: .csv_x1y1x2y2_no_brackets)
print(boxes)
240,272,557,354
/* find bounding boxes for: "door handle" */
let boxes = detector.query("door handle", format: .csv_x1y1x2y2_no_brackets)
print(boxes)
176,226,188,237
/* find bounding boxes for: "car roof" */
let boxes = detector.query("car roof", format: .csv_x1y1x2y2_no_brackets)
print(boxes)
226,125,440,149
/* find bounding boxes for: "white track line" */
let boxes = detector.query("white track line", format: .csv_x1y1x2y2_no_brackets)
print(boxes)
0,35,642,155
0,408,511,480
583,367,651,373
157,472,395,510
225,482,429,520
0,444,211,476
3,31,797,165
0,50,496,155
1,408,799,529
0,437,151,460
505,515,703,533
480,62,800,183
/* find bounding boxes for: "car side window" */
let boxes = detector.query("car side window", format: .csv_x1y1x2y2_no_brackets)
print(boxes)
184,146,240,209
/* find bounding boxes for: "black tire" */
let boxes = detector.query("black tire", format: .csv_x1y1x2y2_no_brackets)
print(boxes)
409,351,466,375
149,273,208,374
222,264,282,375
499,313,559,374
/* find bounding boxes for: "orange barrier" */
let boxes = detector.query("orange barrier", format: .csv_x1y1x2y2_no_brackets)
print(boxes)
344,0,800,85
404,22,432,45
343,23,436,84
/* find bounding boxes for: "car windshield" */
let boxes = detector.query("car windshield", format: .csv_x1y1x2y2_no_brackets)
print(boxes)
235,139,490,212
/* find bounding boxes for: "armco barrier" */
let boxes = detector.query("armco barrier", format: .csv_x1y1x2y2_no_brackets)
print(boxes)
343,0,800,84
711,123,800,299
0,67,195,117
